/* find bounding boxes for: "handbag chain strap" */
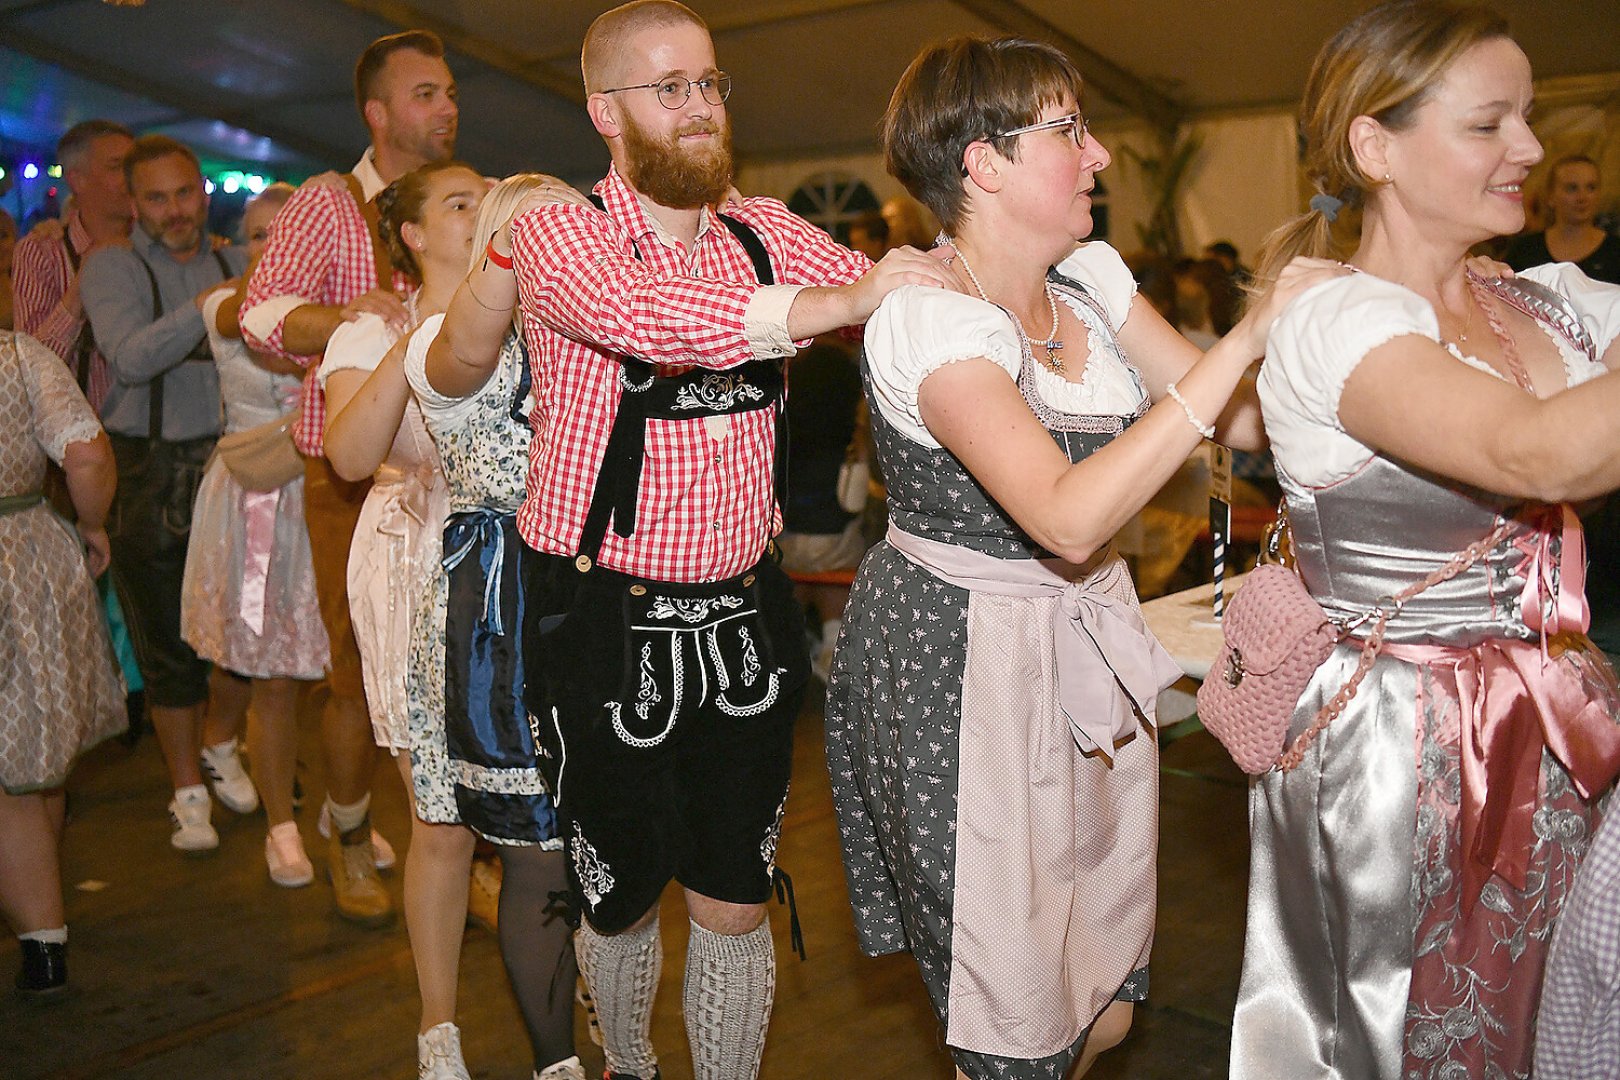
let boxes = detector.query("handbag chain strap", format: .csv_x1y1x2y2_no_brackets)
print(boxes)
1278,273,1538,771
1278,518,1511,770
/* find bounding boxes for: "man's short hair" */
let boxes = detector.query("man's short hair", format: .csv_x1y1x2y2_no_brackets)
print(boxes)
354,29,446,114
582,1,707,95
122,134,201,189
57,119,134,172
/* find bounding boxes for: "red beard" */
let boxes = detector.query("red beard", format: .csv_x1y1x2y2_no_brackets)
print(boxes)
620,110,734,210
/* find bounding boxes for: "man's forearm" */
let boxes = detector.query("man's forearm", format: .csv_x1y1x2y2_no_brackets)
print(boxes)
92,301,208,385
784,283,861,341
281,303,346,357
30,303,82,362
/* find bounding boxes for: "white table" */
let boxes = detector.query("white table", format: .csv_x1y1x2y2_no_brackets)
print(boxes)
1140,573,1246,681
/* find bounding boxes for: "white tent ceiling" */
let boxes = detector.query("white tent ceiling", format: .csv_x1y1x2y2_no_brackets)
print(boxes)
2,0,1617,186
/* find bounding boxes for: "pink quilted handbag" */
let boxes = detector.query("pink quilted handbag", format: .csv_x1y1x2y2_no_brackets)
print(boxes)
1197,564,1340,775
1199,519,1510,775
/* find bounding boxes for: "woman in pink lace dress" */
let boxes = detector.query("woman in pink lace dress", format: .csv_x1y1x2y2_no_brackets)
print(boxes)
182,183,330,888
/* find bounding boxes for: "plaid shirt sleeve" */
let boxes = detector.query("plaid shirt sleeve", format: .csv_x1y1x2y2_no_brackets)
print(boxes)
240,184,351,364
1534,810,1620,1077
734,196,873,289
513,202,763,371
241,183,383,456
12,231,79,362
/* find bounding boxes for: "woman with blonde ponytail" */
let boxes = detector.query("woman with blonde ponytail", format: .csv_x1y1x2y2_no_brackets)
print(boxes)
406,172,592,1080
1232,3,1620,1077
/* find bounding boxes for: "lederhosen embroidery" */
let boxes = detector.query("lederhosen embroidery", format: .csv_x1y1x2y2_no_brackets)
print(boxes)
570,196,792,743
574,195,785,571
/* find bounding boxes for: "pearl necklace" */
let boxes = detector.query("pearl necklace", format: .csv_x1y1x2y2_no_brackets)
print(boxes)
950,242,1065,372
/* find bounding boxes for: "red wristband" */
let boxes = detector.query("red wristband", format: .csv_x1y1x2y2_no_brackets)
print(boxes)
484,239,513,271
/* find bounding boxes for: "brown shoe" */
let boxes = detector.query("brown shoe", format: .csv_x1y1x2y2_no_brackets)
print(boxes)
328,815,394,927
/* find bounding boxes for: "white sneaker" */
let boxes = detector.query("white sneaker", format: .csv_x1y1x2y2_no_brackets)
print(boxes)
265,821,314,887
417,1021,471,1080
169,786,219,853
318,801,396,870
201,738,260,815
535,1057,587,1080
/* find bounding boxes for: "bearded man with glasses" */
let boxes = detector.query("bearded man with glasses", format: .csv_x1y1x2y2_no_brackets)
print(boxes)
429,2,962,1077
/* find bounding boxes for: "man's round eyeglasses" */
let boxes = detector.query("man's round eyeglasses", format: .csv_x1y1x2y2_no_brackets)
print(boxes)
600,73,733,110
994,112,1089,147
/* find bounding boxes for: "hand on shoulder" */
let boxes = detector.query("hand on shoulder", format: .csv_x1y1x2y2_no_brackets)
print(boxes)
1239,256,1353,354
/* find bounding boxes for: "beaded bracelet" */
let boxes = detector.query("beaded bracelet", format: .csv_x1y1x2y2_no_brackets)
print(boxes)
484,236,513,271
1165,381,1215,439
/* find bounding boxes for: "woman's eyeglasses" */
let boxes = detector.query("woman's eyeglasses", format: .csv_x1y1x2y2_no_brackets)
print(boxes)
994,112,1088,147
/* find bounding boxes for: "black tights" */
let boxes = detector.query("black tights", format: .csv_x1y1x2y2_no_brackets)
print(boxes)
497,846,578,1072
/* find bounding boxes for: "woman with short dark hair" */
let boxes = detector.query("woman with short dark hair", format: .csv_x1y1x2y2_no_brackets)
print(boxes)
825,35,1336,1080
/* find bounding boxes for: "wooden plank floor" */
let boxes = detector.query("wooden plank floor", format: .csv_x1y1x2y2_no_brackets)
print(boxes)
1,686,1251,1080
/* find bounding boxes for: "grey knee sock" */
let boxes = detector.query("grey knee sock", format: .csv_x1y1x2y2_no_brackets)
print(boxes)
575,915,661,1079
683,919,776,1080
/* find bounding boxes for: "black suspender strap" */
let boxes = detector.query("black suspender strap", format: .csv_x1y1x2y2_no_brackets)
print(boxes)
62,234,95,393
134,247,233,444
572,195,783,568
717,212,773,286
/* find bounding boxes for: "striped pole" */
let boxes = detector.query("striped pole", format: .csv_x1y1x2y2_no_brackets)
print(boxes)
1210,445,1233,621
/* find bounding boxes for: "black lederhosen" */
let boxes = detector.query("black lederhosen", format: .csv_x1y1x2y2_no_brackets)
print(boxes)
521,212,809,933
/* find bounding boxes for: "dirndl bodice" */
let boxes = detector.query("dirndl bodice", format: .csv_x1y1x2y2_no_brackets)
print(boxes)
1283,456,1548,646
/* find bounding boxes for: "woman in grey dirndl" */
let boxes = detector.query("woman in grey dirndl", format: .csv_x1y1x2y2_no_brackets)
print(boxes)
824,36,1341,1080
1229,4,1620,1078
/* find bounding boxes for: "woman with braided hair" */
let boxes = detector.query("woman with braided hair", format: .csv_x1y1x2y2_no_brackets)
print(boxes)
319,158,481,1080
1232,4,1620,1076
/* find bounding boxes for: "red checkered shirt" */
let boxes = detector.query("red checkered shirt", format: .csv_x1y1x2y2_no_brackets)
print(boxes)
12,211,113,411
513,166,871,582
240,152,412,456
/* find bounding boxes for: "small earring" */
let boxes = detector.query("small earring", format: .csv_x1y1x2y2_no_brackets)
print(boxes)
1384,171,1393,185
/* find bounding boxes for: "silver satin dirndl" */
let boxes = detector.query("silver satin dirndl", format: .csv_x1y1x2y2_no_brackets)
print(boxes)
1231,455,1620,1080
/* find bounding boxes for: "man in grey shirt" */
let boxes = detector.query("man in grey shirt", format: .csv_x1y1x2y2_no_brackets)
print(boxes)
81,133,254,854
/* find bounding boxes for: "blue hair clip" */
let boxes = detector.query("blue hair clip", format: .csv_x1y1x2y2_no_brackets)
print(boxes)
1308,192,1344,222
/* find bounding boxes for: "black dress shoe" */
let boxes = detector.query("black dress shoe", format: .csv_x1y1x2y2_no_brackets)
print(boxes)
15,939,68,999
